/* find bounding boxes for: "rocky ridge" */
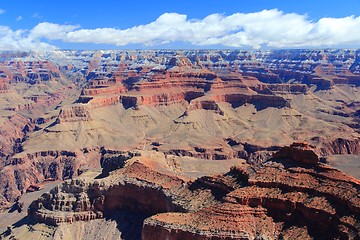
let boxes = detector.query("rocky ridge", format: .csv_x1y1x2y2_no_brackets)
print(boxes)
0,49,360,215
25,144,360,239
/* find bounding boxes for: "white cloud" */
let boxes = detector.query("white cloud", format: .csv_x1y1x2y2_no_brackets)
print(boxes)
16,16,23,21
30,22,79,40
1,9,360,51
0,26,57,51
0,9,5,14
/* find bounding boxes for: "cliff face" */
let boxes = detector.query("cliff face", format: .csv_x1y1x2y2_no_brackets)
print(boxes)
0,151,80,207
0,147,103,209
0,49,360,224
26,146,359,239
319,137,360,155
0,114,32,158
0,59,61,84
74,53,301,112
28,159,202,226
57,106,92,123
64,50,360,124
141,146,359,240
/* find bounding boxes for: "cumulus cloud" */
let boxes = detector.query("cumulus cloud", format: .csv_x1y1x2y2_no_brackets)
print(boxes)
30,22,79,40
0,9,5,14
0,26,58,51
1,9,360,51
16,16,23,21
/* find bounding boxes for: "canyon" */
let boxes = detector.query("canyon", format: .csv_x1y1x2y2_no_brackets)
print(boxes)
0,49,359,239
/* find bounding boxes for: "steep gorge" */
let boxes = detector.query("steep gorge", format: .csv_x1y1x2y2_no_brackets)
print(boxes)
0,50,359,239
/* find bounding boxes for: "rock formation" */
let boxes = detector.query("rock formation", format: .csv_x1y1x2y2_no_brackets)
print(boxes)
0,50,359,239
25,146,359,239
272,142,319,165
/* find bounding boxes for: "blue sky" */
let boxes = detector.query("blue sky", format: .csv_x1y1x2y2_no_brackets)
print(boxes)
0,0,360,50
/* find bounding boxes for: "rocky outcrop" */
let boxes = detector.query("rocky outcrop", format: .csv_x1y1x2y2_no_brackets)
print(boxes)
26,148,359,239
1,60,62,84
188,100,224,115
0,150,79,204
272,142,319,165
0,114,33,158
100,150,141,175
120,92,191,108
70,53,301,112
159,141,279,163
263,83,308,94
115,61,292,111
142,204,274,240
0,148,102,208
56,105,92,123
141,147,359,240
87,95,120,108
28,160,208,225
319,137,360,155
82,83,126,96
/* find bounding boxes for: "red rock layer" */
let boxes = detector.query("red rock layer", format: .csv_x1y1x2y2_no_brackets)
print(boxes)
0,148,101,208
1,60,61,84
75,55,298,111
27,145,359,239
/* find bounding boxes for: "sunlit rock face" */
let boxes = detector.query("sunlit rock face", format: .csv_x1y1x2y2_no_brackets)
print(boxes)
0,49,359,239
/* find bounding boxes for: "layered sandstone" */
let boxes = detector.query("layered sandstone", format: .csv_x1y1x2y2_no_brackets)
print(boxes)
56,106,92,123
26,146,359,239
0,49,360,226
142,146,359,240
0,60,61,84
